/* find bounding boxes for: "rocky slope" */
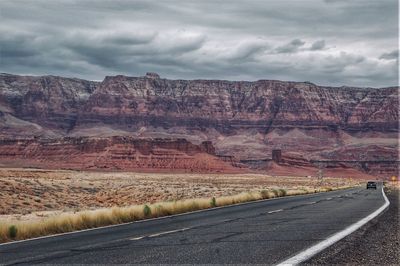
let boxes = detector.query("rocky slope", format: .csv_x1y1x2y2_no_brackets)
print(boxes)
0,137,239,172
0,73,398,175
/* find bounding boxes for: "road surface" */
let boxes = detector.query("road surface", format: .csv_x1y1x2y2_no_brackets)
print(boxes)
0,184,387,265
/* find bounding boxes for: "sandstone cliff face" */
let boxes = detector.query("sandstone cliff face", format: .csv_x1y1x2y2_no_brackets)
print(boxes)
80,74,398,131
2,73,396,133
0,73,98,133
0,137,236,172
0,73,398,175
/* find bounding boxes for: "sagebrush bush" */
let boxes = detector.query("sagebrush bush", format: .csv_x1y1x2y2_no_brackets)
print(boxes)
260,190,269,199
8,225,17,238
143,205,151,217
210,197,217,207
154,205,164,217
279,189,287,196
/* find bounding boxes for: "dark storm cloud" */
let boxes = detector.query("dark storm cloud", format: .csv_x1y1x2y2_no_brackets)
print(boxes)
310,40,326,51
0,32,41,58
102,33,157,46
275,39,305,54
224,41,270,62
379,50,399,60
0,0,398,87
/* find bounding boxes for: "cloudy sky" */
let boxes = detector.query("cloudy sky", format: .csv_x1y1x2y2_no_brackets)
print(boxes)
0,0,398,87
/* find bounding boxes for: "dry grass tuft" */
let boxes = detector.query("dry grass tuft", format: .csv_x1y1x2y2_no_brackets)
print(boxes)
0,185,353,243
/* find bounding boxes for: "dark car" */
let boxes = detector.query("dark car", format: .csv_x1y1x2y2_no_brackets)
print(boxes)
366,181,377,189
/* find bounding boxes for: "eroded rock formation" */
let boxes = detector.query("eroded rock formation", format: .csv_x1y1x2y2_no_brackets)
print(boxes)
0,137,239,172
0,73,398,175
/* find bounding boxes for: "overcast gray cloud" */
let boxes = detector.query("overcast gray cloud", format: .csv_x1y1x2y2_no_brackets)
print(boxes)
379,50,399,60
275,39,306,54
310,40,326,51
0,0,398,87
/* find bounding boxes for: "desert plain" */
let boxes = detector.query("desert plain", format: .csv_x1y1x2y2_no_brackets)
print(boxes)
0,168,360,222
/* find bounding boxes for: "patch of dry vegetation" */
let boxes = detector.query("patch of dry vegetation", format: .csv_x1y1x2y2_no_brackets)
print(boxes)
0,185,353,242
0,168,358,219
0,168,360,242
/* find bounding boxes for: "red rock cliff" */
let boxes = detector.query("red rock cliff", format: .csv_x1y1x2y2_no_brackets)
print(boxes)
0,137,236,172
0,73,398,175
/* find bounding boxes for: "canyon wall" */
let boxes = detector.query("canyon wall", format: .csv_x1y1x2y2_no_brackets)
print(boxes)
0,73,398,176
0,137,238,172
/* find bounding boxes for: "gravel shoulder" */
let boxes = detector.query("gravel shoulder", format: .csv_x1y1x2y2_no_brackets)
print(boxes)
304,185,400,265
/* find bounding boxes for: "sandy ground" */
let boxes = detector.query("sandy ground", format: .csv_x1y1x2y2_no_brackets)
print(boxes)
0,168,359,221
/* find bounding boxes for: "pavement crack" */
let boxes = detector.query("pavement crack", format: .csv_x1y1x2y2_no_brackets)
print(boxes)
211,232,243,243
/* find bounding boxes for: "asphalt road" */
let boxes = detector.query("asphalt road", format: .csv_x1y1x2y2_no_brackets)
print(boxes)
304,186,399,265
0,184,386,265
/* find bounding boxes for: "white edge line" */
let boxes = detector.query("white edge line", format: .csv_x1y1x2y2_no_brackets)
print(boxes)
130,236,145,241
0,187,359,247
130,227,190,240
148,227,191,238
276,186,390,266
268,209,283,214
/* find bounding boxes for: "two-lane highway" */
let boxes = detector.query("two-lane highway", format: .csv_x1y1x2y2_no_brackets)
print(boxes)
0,185,388,265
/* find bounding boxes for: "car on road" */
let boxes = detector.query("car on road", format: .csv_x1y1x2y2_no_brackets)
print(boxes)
366,181,377,189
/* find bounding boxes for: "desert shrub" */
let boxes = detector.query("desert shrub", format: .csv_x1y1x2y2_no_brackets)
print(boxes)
210,197,217,207
260,190,269,199
272,189,280,197
8,225,17,239
279,189,287,196
154,205,164,217
143,205,151,217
